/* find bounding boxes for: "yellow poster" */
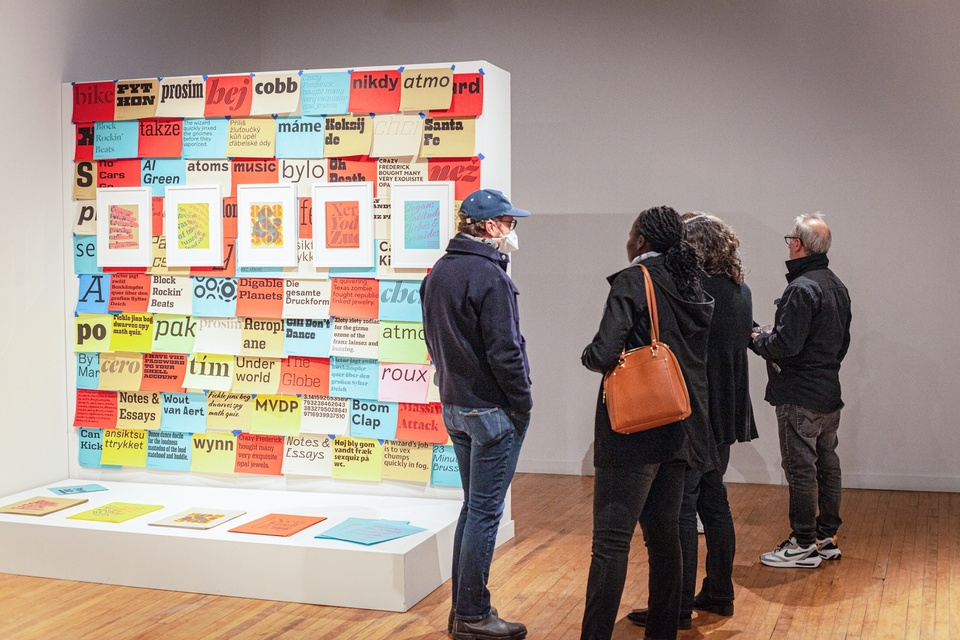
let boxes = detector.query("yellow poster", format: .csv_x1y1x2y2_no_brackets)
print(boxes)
75,313,114,353
98,352,144,391
381,440,433,483
225,118,276,158
116,391,162,430
250,394,302,436
240,318,285,358
205,391,254,432
323,116,372,158
419,117,476,159
332,437,383,482
114,78,160,120
399,68,454,111
177,203,211,249
109,312,155,352
231,356,281,394
379,321,429,364
74,161,97,200
190,431,238,474
183,353,234,392
100,428,148,467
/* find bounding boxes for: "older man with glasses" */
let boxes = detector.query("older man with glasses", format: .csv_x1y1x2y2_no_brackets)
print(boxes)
752,213,852,569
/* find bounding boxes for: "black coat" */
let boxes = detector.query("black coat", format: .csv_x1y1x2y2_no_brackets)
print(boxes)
582,255,716,471
702,275,758,445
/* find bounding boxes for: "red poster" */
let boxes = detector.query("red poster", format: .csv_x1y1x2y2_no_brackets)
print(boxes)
236,278,284,318
140,353,188,392
329,278,379,319
152,197,164,236
278,356,330,396
395,403,449,444
138,118,184,158
428,157,481,200
75,123,94,161
204,75,253,117
74,389,119,429
298,197,313,239
72,81,116,123
108,273,152,312
222,197,238,238
97,159,142,188
231,158,278,197
234,434,284,475
347,70,401,114
429,73,483,118
327,156,377,197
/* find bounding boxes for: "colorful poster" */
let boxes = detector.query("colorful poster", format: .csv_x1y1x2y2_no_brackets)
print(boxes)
152,314,197,353
328,156,378,196
431,444,462,487
278,356,330,396
323,117,372,157
395,403,448,444
192,277,238,317
146,275,193,315
100,428,149,467
329,357,378,400
78,427,119,469
231,159,278,197
226,118,276,158
183,353,234,391
314,517,427,545
108,313,154,353
74,313,113,353
141,353,188,393
114,78,160,120
231,356,281,394
75,123,94,161
74,161,98,199
193,317,242,356
282,278,331,319
379,321,429,364
108,272,151,312
190,432,237,474
236,184,298,267
332,436,383,482
116,391,161,430
74,389,118,429
329,317,379,359
378,363,431,403
74,235,101,274
67,502,164,523
276,117,326,158
73,81,116,123
348,399,398,440
378,280,423,322
370,114,424,158
282,434,333,477
283,318,333,357
160,391,207,433
234,433,284,475
205,391,254,432
420,116,476,158
182,118,229,158
76,353,100,390
96,159,142,188
399,67,454,111
146,430,192,471
94,120,139,159
229,513,326,536
347,69,401,113
76,274,109,314
249,72,301,116
239,318,285,358
138,118,183,157
299,395,350,435
329,278,379,319
151,508,246,530
402,200,441,250
300,72,350,116
204,75,253,117
155,76,206,118
97,187,152,267
141,159,187,197
428,156,481,201
74,199,97,235
429,73,483,118
250,394,302,436
381,440,434,483
97,352,145,392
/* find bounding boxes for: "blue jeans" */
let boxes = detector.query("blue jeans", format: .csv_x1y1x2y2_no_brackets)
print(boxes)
776,404,843,546
444,404,529,622
581,461,686,640
679,444,735,614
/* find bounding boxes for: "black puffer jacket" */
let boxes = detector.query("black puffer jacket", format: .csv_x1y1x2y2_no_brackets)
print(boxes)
582,255,716,471
753,253,851,413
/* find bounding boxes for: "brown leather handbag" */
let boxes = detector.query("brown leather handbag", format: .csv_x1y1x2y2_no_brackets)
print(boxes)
603,264,692,434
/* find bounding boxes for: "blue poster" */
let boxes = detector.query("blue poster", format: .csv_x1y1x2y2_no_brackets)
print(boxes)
192,277,238,317
349,399,398,440
78,427,120,469
431,444,462,487
330,356,378,400
283,318,333,357
74,235,101,274
160,392,208,434
182,118,229,158
276,117,326,158
94,120,139,159
378,280,423,322
141,159,187,197
300,72,351,116
76,352,100,390
76,274,110,314
146,430,192,471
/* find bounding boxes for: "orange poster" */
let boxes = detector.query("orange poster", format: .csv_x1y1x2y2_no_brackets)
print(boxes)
97,159,142,188
75,123,94,161
204,75,253,118
325,200,361,249
152,196,164,236
223,197,238,238
329,278,379,319
428,157,481,201
108,273,152,312
428,73,483,118
233,433,284,476
347,69,401,114
278,356,330,396
298,197,313,239
138,118,183,158
74,389,119,429
235,278,284,318
228,513,326,537
395,403,449,444
140,353,188,392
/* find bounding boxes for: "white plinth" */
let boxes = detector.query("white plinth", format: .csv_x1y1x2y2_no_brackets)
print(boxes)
0,481,518,612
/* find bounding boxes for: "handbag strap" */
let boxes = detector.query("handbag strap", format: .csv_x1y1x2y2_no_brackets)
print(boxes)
637,264,660,344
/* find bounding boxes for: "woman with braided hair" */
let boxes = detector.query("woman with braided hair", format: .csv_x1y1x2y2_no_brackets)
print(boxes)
580,206,715,640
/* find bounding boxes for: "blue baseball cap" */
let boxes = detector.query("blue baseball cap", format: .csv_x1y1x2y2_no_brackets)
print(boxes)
459,189,531,222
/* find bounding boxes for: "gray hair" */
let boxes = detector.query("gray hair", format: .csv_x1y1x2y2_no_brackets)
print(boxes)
792,212,831,254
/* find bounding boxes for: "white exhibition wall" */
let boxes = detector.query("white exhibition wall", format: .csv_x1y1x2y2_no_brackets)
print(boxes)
2,1,958,495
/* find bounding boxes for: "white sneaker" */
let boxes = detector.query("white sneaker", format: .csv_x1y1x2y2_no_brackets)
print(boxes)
696,513,704,534
817,535,842,560
760,537,822,568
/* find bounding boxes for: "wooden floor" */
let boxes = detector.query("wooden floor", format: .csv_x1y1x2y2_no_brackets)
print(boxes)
2,474,959,639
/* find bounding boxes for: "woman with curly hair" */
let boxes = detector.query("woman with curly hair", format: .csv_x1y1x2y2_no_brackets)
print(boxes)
580,206,715,640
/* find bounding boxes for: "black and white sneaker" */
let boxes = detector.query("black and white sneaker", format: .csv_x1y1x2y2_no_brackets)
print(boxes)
760,536,822,568
817,535,842,560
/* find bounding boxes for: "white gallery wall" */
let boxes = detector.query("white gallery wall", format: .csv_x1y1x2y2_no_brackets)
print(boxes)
2,1,958,495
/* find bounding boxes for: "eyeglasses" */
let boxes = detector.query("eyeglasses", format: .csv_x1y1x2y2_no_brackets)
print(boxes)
496,217,518,231
784,235,800,245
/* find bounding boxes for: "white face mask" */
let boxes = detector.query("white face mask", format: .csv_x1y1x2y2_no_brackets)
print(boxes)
500,229,520,254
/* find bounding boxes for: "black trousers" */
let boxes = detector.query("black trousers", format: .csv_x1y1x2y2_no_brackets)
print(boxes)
581,461,686,640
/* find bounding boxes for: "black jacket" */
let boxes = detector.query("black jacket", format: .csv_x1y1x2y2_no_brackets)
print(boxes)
582,255,716,470
420,234,532,414
703,275,758,445
753,253,851,413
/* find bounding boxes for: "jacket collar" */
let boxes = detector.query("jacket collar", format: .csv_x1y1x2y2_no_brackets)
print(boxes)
785,253,830,282
446,233,510,271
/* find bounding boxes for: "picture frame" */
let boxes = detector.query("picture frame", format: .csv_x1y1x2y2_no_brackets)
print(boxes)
389,181,455,268
95,186,153,267
163,184,223,267
236,183,298,267
311,182,374,268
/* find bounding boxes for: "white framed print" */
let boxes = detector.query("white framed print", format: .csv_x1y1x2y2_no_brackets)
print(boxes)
163,184,223,267
96,186,153,267
389,181,455,268
236,183,298,267
312,182,374,268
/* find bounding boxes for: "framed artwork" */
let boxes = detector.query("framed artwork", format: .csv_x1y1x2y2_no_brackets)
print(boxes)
236,183,298,267
96,186,153,267
311,182,374,268
389,181,455,268
163,184,223,267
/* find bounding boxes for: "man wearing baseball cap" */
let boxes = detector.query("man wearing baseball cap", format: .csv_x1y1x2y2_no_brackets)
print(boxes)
421,189,532,640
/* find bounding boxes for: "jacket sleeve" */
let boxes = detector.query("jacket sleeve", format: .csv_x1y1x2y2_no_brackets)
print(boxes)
753,284,816,360
581,271,640,373
477,274,533,414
